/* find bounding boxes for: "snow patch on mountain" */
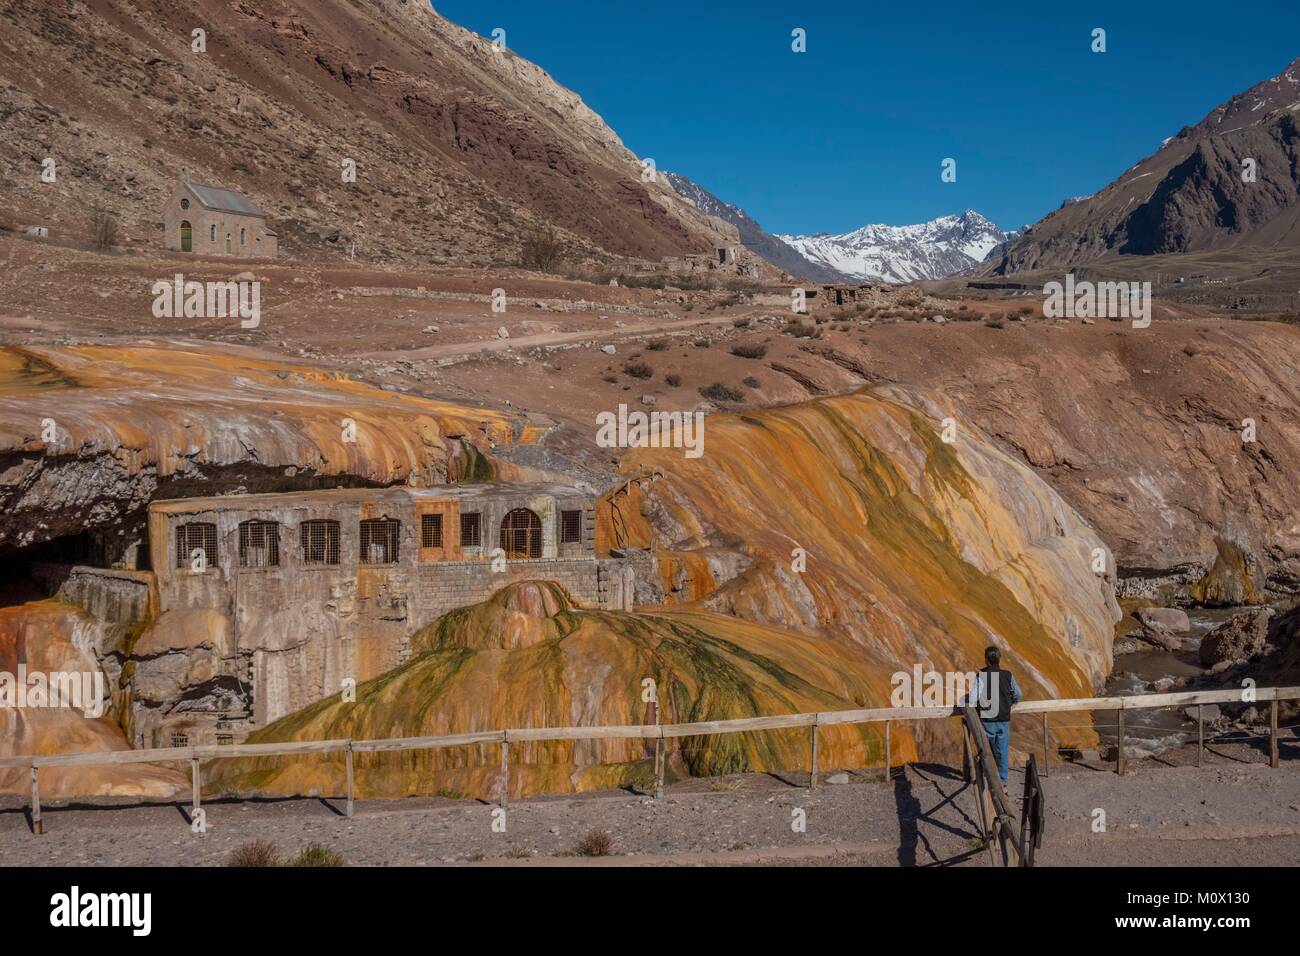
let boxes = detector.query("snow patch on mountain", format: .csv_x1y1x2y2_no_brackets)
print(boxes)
778,211,1014,284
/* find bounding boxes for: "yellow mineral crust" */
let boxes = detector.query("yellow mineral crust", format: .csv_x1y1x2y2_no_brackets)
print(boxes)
210,582,894,799
0,345,516,484
0,600,186,798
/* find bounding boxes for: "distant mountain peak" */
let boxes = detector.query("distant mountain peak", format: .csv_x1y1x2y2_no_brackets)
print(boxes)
778,212,1013,284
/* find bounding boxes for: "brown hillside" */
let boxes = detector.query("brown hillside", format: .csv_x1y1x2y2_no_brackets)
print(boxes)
0,0,733,267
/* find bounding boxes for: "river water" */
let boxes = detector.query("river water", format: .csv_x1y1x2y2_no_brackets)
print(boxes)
1099,606,1259,754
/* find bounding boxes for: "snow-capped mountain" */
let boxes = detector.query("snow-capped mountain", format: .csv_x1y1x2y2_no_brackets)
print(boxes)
664,171,856,283
778,211,1014,284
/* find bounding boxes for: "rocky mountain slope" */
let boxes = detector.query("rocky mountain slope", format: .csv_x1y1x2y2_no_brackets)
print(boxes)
781,211,1013,283
985,56,1300,274
0,0,733,267
664,171,855,283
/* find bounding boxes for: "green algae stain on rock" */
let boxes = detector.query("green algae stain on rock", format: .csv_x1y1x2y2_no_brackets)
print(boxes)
210,582,881,799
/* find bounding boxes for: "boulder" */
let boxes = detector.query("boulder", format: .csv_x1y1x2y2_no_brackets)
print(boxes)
1184,704,1221,722
1134,625,1182,652
1199,608,1274,666
1136,607,1190,632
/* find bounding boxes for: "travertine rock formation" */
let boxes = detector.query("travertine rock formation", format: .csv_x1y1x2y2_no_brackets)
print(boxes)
0,344,517,558
219,390,1120,798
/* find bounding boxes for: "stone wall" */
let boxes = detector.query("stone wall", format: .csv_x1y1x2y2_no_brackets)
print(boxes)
136,485,633,744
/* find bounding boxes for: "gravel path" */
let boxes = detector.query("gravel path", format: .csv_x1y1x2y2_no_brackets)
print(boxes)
3,741,1298,867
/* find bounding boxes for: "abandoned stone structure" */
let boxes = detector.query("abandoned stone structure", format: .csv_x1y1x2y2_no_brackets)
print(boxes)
819,284,871,308
130,483,632,747
659,244,762,279
163,180,278,258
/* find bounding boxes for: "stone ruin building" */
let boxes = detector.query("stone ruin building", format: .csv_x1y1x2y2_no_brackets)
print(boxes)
659,243,763,279
38,483,634,750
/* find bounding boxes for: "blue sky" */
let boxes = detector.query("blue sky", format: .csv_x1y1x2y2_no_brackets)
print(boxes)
431,1,1300,235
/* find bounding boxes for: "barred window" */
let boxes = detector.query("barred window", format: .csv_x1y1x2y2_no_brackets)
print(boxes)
421,513,444,549
460,512,481,548
175,522,217,571
238,520,280,568
500,508,542,559
170,732,189,748
559,510,582,544
300,519,340,565
360,517,400,565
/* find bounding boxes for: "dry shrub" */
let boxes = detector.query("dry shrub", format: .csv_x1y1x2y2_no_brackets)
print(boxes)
519,226,564,272
227,840,280,867
730,343,768,359
699,382,745,402
576,830,613,857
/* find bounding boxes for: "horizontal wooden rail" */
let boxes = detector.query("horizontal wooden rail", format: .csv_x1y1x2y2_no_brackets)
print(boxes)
3,686,1295,773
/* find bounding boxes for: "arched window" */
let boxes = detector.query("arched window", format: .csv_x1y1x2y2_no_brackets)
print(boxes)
360,517,400,564
179,220,192,253
240,227,246,246
238,519,280,568
300,519,340,565
499,508,542,559
210,224,216,242
175,522,216,570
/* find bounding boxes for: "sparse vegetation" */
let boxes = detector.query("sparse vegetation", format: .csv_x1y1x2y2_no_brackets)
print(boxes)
576,829,613,857
699,382,745,402
730,343,768,359
435,786,467,800
693,338,712,348
519,226,564,272
646,338,670,351
665,373,682,387
705,293,745,311
286,843,345,867
743,376,760,388
91,205,119,251
985,319,1005,329
227,840,280,867
623,360,653,379
732,317,752,328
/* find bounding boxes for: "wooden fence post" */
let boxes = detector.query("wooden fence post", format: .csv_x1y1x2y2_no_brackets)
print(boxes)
1270,700,1279,769
1041,713,1049,778
809,720,820,790
1197,704,1204,768
1116,708,1125,776
499,735,509,809
191,756,201,817
31,765,42,836
654,731,665,799
961,722,972,784
345,742,355,818
883,720,891,784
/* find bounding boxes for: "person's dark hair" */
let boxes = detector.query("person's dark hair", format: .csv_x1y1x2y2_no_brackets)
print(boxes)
984,646,1001,668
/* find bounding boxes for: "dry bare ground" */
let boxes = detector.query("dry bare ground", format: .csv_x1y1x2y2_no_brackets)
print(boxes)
2,740,1297,867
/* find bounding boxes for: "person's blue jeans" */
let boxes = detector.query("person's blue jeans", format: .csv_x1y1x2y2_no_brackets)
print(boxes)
981,721,1011,785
